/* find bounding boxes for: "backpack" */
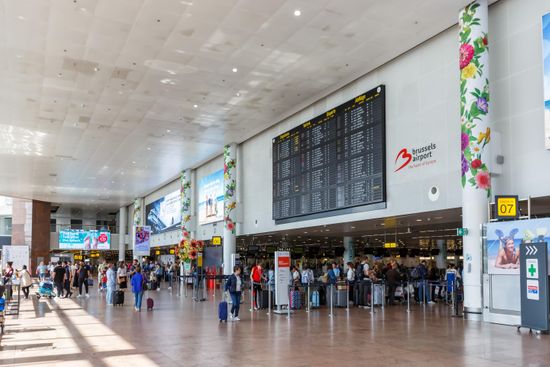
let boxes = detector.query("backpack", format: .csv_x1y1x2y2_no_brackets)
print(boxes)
356,264,364,281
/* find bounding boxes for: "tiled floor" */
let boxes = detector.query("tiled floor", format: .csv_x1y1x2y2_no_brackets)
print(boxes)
0,284,549,367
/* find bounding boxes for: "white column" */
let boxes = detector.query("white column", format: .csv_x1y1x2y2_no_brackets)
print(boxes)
459,0,491,318
118,206,127,262
223,143,237,275
343,236,354,271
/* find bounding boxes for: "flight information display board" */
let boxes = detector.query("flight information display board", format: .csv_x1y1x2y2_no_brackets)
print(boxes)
272,85,386,221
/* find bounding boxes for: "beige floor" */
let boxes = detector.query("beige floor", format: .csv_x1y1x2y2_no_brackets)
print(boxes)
0,285,549,367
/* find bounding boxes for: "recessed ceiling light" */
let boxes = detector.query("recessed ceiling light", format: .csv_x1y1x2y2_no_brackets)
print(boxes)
94,67,99,72
193,104,198,108
120,172,124,175
16,55,22,59
416,219,423,222
232,67,238,73
167,70,176,75
166,129,171,133
17,15,26,20
132,161,136,164
118,91,123,95
236,92,241,97
111,181,115,184
147,147,151,150
294,9,301,16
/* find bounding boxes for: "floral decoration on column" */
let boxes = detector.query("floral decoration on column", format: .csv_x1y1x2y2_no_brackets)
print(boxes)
223,144,237,234
133,197,142,226
459,1,491,197
180,170,192,241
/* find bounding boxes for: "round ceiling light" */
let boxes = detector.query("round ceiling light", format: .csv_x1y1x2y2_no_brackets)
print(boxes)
294,9,301,16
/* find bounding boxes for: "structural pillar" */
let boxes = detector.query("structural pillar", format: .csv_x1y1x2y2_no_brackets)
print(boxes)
180,169,192,241
435,239,447,270
118,206,127,262
459,0,491,319
343,236,354,271
132,197,143,260
223,143,237,275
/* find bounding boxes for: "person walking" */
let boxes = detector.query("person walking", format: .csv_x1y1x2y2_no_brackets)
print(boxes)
53,261,66,298
250,262,263,310
117,261,127,290
72,262,80,294
131,265,145,311
36,261,47,281
77,261,91,298
106,263,116,306
63,261,73,298
225,266,243,321
18,265,32,299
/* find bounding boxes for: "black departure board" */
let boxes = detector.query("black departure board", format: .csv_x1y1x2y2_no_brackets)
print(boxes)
272,85,386,221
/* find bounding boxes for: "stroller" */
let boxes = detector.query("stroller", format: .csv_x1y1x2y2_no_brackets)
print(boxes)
36,278,54,299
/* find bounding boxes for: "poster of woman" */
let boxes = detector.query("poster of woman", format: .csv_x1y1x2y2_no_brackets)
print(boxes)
486,218,550,275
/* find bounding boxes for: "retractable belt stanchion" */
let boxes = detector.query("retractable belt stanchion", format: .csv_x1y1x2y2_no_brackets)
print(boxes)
202,276,207,301
287,285,291,319
346,282,350,311
306,284,311,313
329,284,334,318
250,282,254,312
370,281,375,315
267,282,272,315
406,279,411,313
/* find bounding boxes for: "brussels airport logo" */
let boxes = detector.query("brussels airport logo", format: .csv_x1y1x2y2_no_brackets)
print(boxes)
394,143,437,172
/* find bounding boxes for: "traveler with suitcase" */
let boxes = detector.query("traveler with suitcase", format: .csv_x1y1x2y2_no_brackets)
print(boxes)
106,263,116,306
386,262,401,305
250,263,263,310
225,266,243,321
130,266,145,312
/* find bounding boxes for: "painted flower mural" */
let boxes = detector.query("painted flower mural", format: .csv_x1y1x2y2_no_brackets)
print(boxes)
224,145,237,235
177,238,204,263
460,2,491,197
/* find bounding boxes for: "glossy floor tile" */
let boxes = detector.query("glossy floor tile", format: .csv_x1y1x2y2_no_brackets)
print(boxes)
0,284,549,367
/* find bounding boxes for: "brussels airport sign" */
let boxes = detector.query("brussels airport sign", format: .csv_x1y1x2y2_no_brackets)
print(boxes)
394,143,437,172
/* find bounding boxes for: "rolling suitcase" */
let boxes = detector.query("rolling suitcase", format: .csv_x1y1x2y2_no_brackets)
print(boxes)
311,290,320,308
113,290,124,306
373,284,384,306
219,300,228,322
259,290,273,309
335,289,347,307
290,290,301,310
147,297,154,310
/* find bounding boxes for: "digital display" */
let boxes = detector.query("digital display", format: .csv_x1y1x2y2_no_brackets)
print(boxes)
59,229,111,250
145,190,181,234
272,85,386,221
198,170,224,225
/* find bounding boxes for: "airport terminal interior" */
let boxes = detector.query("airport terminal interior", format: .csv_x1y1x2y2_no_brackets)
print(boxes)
1,0,550,366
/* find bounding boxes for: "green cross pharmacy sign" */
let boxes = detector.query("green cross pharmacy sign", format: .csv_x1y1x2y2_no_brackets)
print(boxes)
526,259,539,279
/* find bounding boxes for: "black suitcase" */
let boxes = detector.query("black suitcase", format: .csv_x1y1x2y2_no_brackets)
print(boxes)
259,290,273,309
113,290,124,306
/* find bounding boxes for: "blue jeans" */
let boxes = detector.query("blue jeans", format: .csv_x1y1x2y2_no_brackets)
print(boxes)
133,291,143,310
417,280,431,303
106,285,114,304
230,291,241,317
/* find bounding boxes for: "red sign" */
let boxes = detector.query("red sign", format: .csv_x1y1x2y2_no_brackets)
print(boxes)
394,148,412,172
277,256,290,268
394,143,437,172
98,233,108,243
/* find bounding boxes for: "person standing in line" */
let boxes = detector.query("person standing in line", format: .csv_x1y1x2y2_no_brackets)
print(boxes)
250,262,263,310
52,261,65,298
63,261,73,298
225,265,243,321
386,262,401,306
36,261,47,281
130,265,145,312
77,261,91,298
98,259,107,293
72,262,80,293
117,261,128,290
106,263,116,306
18,265,32,299
346,262,356,304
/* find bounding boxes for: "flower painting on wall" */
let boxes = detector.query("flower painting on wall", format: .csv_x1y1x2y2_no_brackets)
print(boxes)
542,12,550,149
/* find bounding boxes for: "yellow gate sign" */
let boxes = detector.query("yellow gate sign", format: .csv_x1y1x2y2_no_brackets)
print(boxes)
495,195,519,219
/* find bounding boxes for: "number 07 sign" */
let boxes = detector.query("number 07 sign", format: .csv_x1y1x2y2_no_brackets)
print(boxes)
495,195,519,220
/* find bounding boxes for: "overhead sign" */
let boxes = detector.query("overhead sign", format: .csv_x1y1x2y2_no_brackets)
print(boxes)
59,229,111,250
495,195,519,219
134,226,151,256
384,242,397,248
457,228,469,236
211,236,222,246
145,190,182,234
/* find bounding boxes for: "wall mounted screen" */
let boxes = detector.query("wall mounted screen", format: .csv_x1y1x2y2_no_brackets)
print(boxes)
145,190,181,234
272,85,386,222
198,169,224,225
543,12,550,149
59,229,111,250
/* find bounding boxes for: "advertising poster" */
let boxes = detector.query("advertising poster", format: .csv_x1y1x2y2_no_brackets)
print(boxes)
145,190,181,234
198,170,224,225
486,218,550,275
274,251,291,306
134,226,151,256
543,12,550,149
59,230,110,250
1,245,29,271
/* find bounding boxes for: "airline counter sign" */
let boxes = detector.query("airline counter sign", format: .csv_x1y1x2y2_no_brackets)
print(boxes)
394,143,437,172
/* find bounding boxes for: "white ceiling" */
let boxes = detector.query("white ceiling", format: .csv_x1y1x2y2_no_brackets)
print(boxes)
0,0,476,210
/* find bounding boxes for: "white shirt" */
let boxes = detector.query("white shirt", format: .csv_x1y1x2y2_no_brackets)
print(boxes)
363,263,370,276
117,267,127,278
347,268,355,282
236,275,242,292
